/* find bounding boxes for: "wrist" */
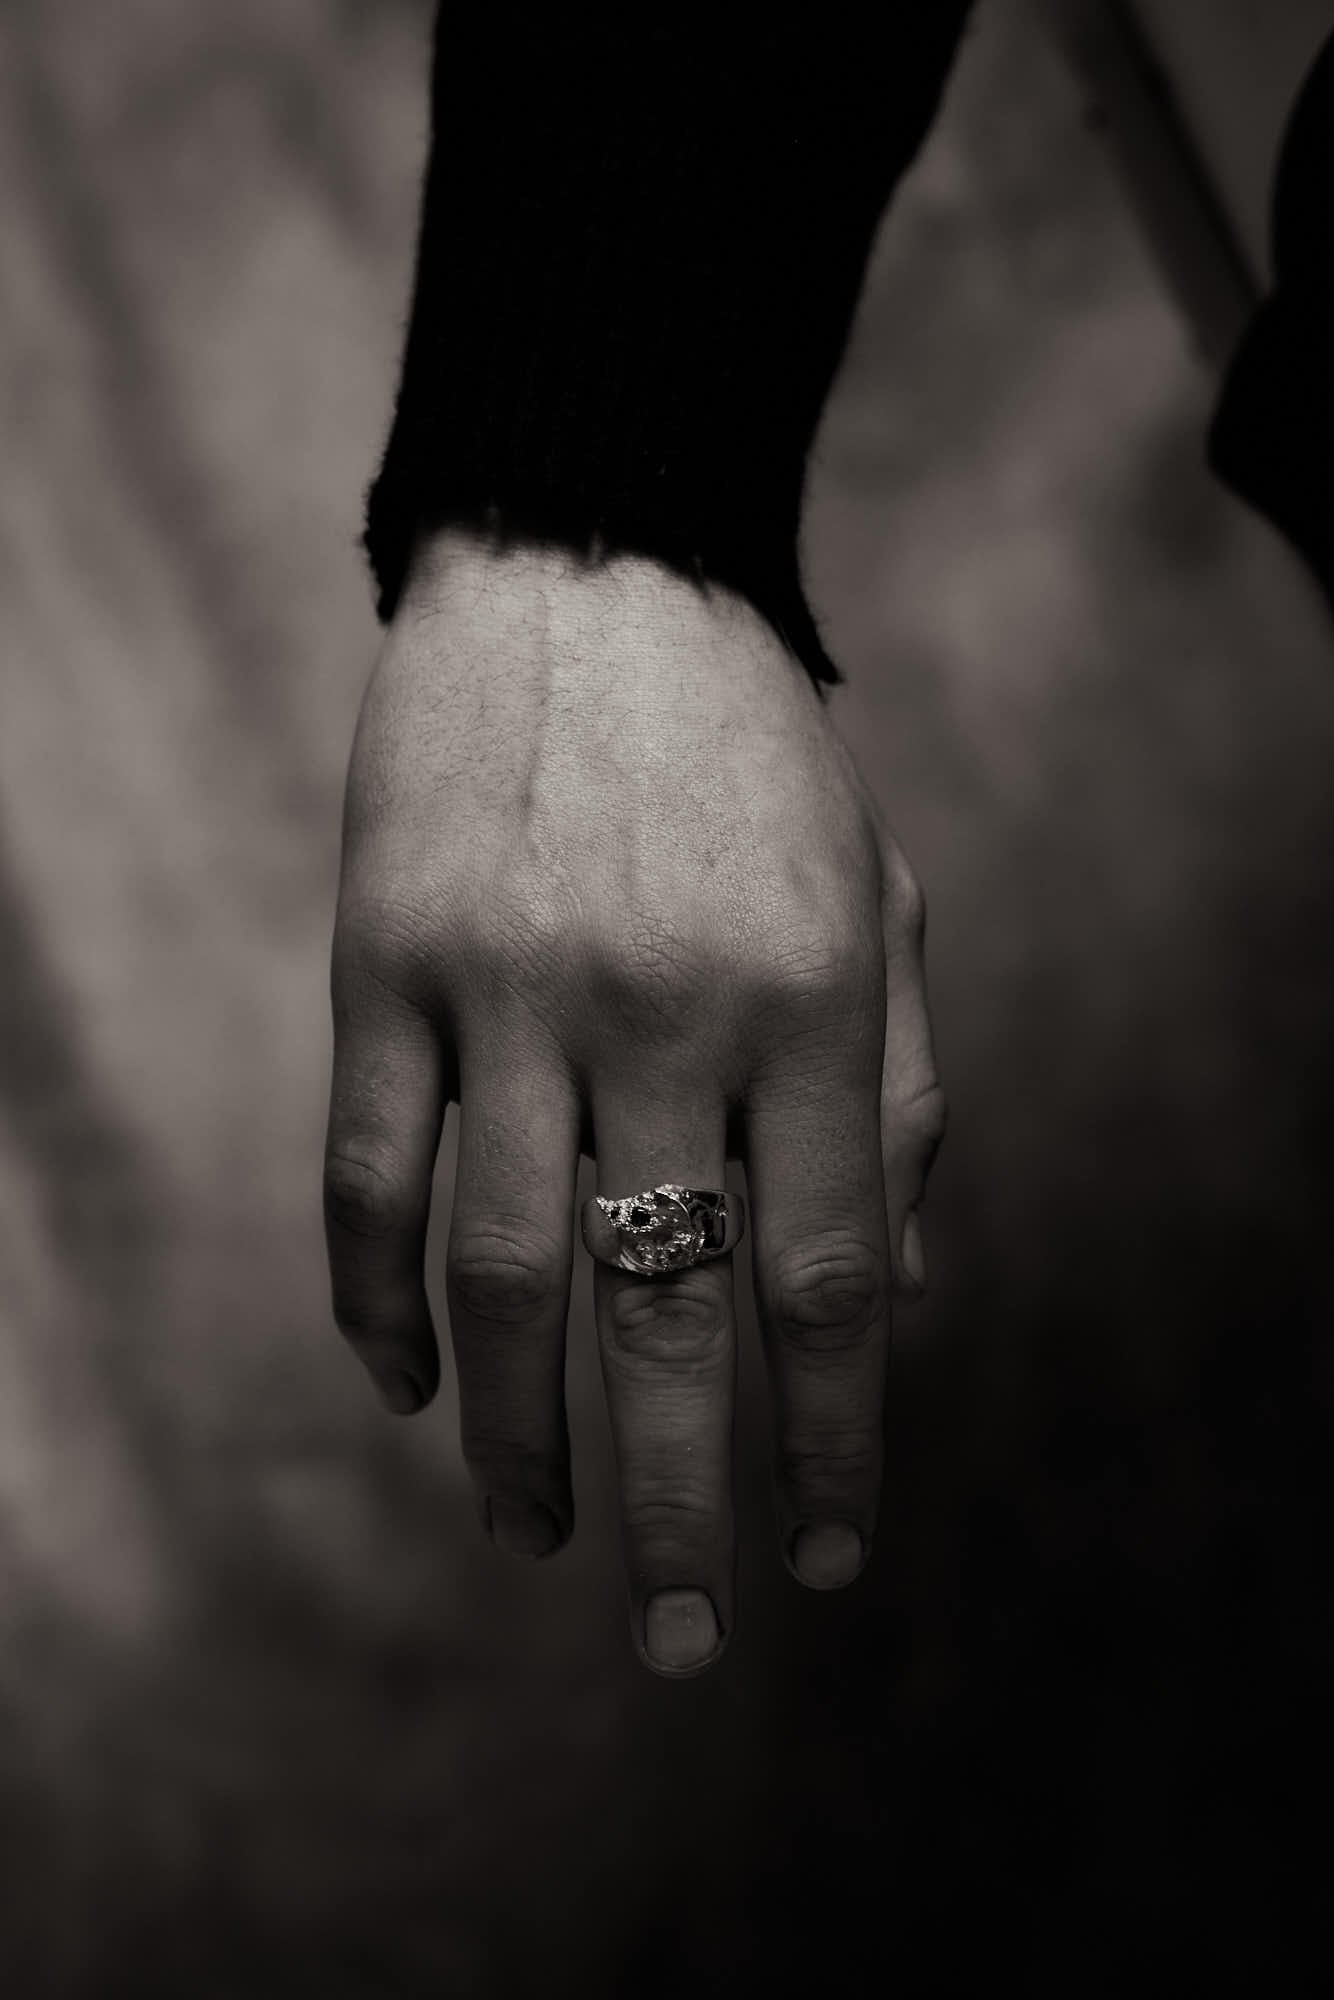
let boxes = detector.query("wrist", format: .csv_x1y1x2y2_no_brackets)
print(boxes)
393,524,818,719
397,521,833,700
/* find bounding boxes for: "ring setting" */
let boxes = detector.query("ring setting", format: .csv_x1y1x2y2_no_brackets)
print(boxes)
581,1184,743,1276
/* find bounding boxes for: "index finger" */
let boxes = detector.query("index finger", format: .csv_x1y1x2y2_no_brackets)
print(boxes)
324,969,448,1414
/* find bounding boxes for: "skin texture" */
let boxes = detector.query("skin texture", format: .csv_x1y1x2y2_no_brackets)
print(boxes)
323,528,945,1676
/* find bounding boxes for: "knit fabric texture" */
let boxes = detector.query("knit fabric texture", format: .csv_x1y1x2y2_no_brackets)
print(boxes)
364,7,973,685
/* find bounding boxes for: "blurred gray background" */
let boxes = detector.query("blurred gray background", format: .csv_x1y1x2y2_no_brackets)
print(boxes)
2,2,1331,1992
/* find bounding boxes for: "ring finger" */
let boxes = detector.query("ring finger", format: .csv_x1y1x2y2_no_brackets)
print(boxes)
590,1072,735,1679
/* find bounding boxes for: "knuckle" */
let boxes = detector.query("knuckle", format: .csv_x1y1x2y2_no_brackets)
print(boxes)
461,1427,565,1492
584,919,718,1046
766,1240,885,1352
627,1478,717,1533
885,1079,949,1171
883,848,926,945
775,1428,881,1498
602,1272,729,1369
332,889,436,1002
625,1484,720,1556
323,1151,415,1243
447,1232,566,1329
759,915,880,1020
904,1081,949,1154
481,889,579,994
329,1292,378,1342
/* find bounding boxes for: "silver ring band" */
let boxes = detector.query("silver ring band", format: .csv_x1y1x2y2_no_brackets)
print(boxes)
581,1184,745,1276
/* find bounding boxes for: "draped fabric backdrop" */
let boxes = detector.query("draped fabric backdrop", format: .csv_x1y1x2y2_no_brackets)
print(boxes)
2,2,1330,1991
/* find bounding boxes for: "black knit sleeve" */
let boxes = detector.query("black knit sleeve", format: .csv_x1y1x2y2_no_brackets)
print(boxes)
364,6,972,686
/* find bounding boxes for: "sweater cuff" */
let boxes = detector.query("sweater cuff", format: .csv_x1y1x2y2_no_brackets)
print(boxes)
364,8,971,686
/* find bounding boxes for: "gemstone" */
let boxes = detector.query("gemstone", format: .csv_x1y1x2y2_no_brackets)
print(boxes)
610,1188,704,1275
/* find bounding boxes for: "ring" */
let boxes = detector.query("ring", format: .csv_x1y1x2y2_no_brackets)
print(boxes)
581,1184,745,1276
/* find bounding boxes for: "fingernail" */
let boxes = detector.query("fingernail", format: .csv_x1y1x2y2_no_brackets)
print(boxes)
377,1369,424,1415
791,1521,864,1590
644,1589,721,1673
487,1497,561,1559
900,1210,927,1293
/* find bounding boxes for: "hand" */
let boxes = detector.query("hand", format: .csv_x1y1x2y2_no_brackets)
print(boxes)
323,529,945,1676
